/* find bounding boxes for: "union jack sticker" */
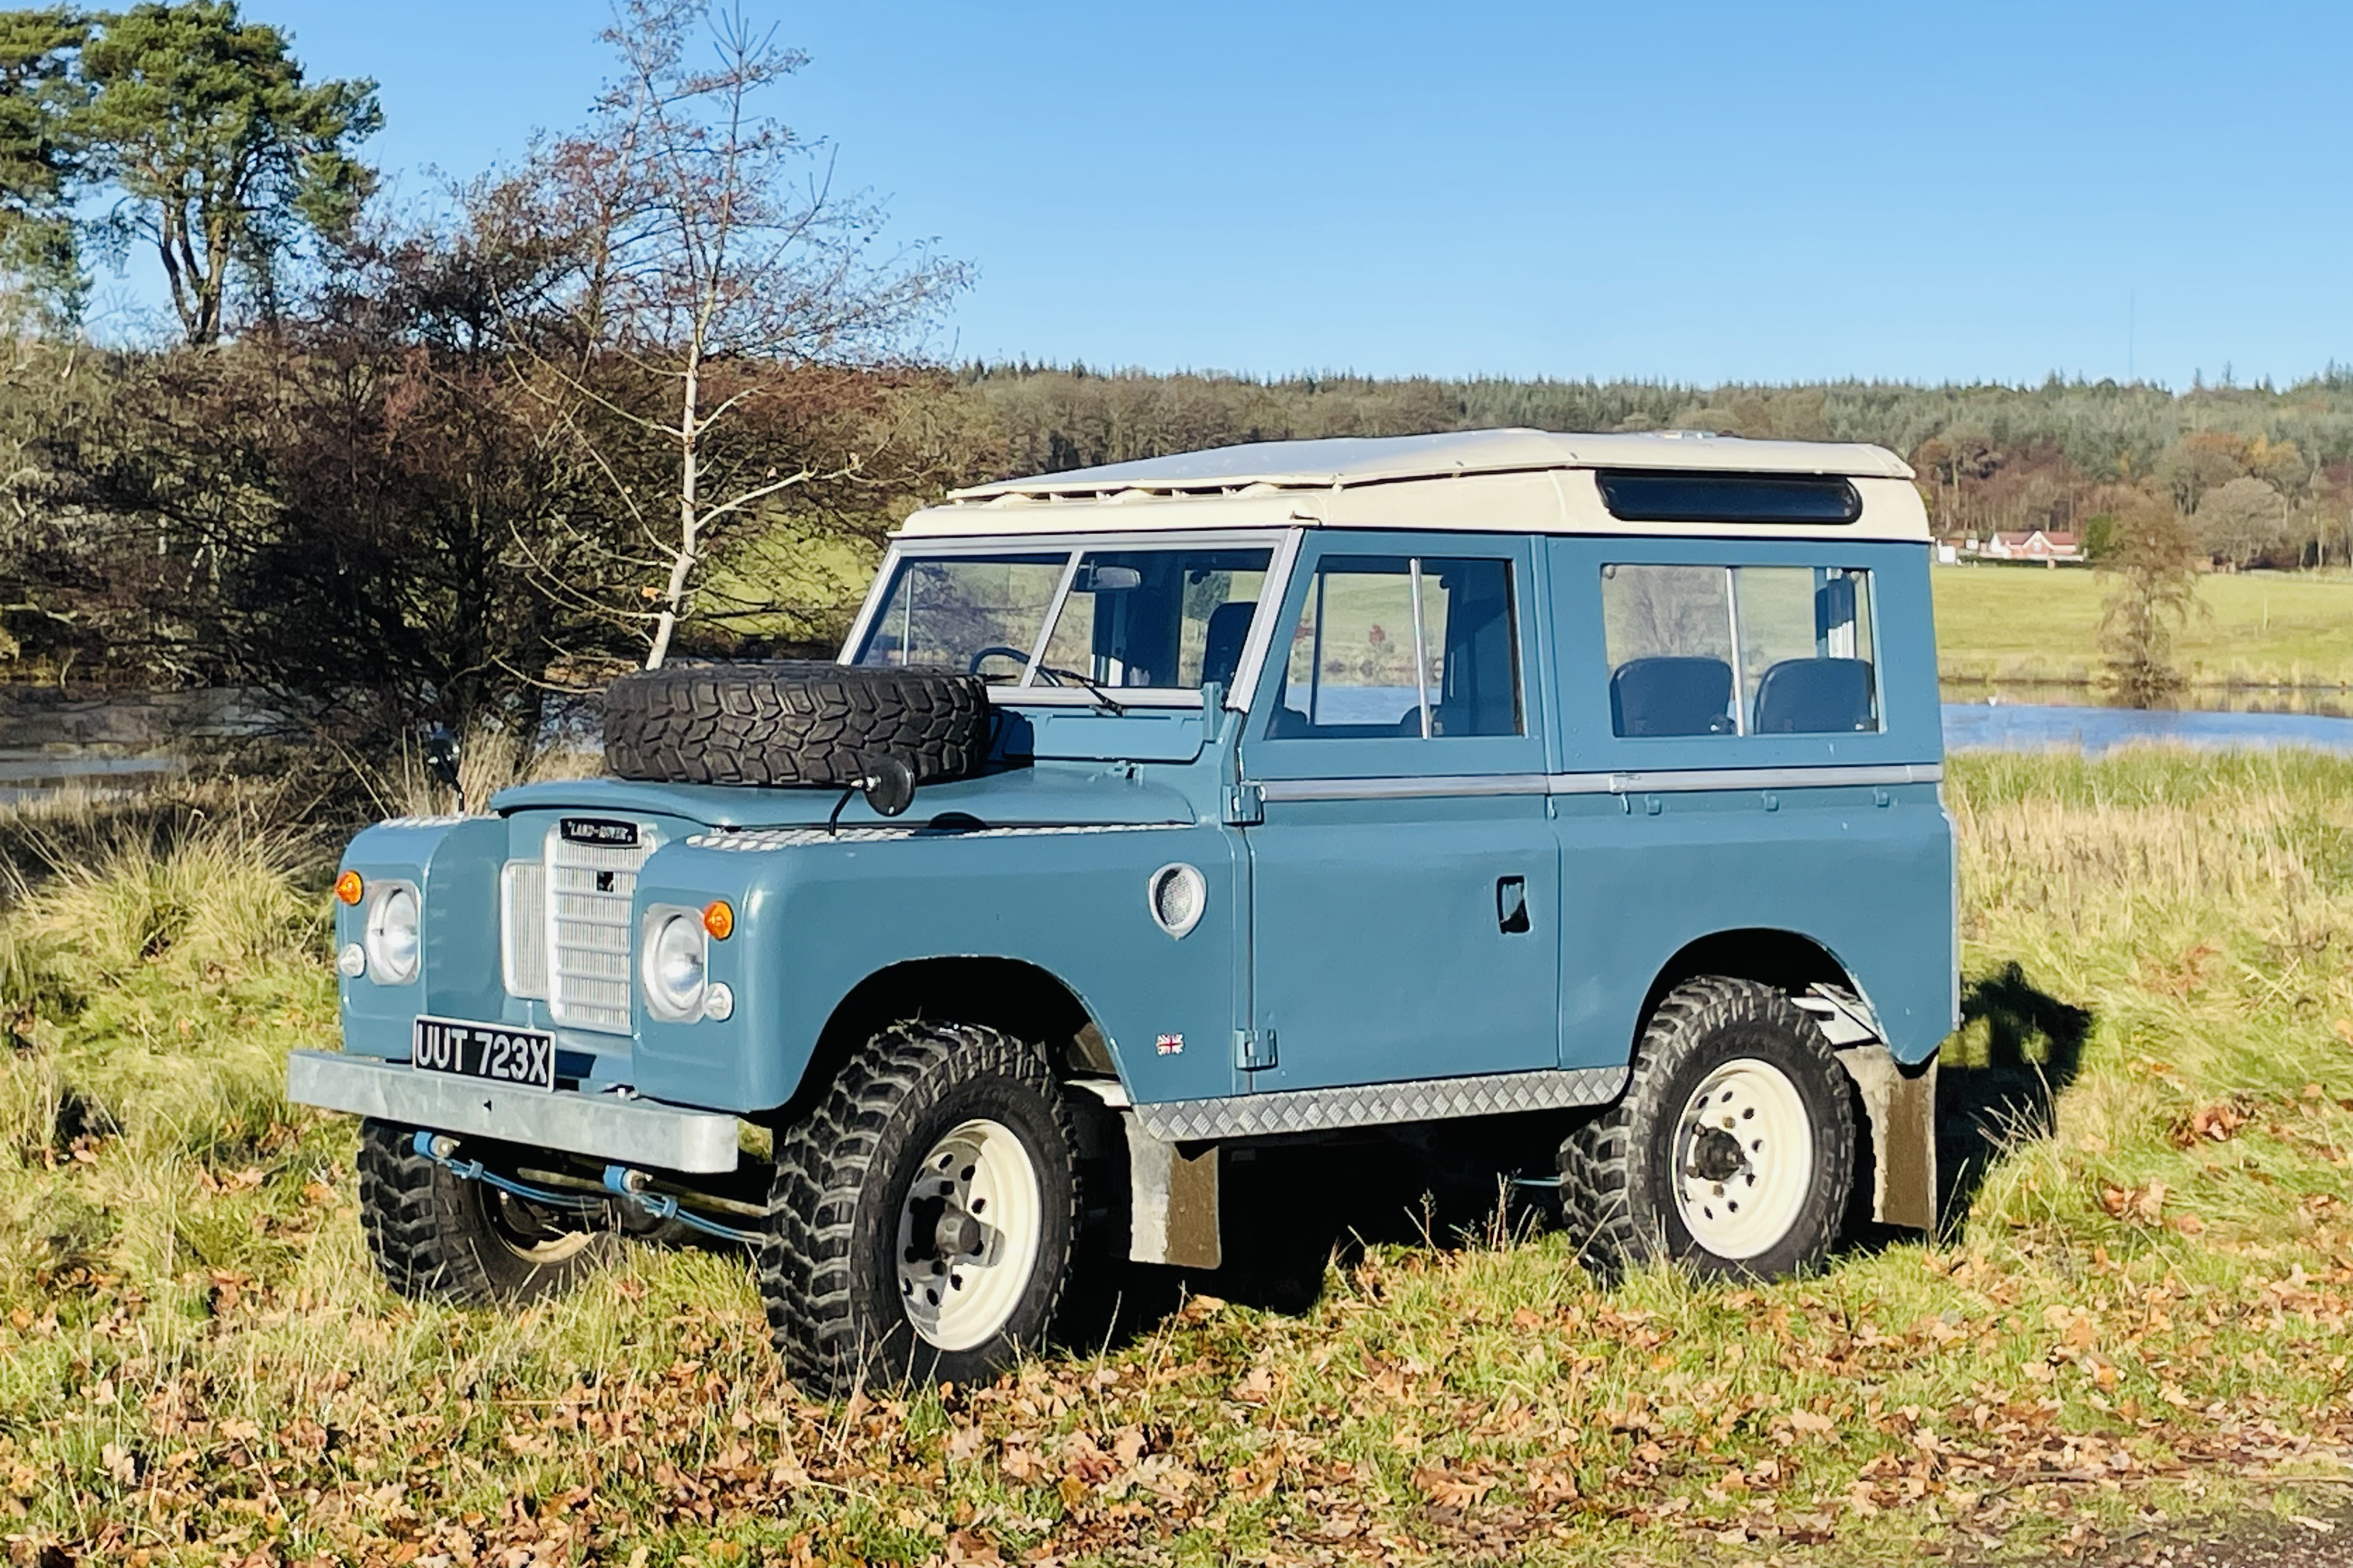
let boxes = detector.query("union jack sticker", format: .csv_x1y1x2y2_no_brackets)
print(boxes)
1155,1033,1184,1056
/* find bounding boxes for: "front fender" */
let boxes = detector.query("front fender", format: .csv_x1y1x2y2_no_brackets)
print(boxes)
337,815,508,1059
630,824,1243,1113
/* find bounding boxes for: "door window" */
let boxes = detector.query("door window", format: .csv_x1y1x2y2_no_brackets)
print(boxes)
1602,564,1877,736
1273,555,1521,738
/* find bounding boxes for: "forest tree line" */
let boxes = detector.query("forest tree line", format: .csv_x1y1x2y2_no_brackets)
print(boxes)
0,3,2344,745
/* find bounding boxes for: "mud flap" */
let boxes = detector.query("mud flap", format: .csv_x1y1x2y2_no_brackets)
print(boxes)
1796,985,1937,1231
1123,1120,1221,1269
1834,1045,1939,1231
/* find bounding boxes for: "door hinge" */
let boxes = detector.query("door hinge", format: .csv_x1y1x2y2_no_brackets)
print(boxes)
1223,783,1264,826
1235,1028,1277,1071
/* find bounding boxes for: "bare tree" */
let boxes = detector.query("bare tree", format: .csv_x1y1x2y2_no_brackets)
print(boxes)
485,0,968,667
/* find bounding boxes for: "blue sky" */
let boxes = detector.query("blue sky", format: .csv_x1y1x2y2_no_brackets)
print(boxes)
106,1,2353,388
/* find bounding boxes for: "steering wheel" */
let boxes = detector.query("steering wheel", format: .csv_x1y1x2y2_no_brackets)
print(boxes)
968,645,1034,680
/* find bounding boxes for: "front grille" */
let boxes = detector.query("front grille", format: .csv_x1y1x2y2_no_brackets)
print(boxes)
500,859,549,999
542,824,657,1033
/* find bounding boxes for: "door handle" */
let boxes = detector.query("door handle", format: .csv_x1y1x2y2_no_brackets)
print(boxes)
1496,876,1530,934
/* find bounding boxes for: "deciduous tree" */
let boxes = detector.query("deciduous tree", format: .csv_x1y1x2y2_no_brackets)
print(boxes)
2097,493,2204,706
486,0,968,667
2193,474,2289,570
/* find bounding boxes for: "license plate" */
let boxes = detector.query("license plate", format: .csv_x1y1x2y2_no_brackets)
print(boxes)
411,1016,557,1091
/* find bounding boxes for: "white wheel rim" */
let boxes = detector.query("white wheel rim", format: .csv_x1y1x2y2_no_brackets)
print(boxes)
894,1118,1044,1352
1671,1058,1815,1261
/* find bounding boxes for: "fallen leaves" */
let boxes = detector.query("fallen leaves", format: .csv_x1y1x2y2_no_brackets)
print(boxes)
2173,1102,2248,1146
1409,1462,1496,1511
2101,1179,2170,1224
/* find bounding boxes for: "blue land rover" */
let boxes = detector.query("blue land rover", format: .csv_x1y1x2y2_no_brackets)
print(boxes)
289,428,1956,1394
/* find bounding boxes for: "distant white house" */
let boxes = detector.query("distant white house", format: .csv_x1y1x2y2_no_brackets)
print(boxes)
1977,529,2084,565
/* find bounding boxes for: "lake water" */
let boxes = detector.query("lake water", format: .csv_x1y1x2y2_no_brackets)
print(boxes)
8,687,2353,805
1305,685,2353,757
1942,701,2353,756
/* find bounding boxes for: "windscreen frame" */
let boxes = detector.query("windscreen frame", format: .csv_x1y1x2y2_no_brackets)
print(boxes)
839,528,1305,711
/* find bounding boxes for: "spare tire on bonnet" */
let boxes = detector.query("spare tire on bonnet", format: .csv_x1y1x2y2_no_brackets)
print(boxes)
602,662,992,788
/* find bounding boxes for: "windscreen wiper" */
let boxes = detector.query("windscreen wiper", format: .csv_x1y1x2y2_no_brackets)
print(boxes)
1035,665,1127,715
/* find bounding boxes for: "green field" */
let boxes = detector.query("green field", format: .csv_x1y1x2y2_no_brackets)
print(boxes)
8,755,2353,1563
1933,565,2353,690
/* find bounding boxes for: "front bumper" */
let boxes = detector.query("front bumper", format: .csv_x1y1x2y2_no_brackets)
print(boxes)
285,1051,742,1174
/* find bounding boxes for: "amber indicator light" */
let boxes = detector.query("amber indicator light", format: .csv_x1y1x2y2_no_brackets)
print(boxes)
703,900,735,941
335,870,365,906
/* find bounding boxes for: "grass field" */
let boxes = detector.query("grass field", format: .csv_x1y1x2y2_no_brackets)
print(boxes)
1933,565,2353,690
8,755,2353,1564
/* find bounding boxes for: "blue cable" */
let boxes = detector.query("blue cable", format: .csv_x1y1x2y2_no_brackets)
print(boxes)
407,1130,764,1245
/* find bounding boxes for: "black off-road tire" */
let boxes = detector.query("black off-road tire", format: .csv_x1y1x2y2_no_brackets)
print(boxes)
1558,976,1855,1284
603,662,990,788
357,1120,618,1304
760,1022,1081,1397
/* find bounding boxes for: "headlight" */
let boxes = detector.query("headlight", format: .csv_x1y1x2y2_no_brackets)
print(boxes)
363,882,421,984
641,909,708,1021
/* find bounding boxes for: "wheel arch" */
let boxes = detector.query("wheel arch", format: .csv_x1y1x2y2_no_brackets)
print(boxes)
1635,928,1873,1049
1632,928,1935,1235
780,956,1113,1123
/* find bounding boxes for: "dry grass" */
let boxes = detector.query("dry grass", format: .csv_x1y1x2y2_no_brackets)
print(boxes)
5,752,2353,1564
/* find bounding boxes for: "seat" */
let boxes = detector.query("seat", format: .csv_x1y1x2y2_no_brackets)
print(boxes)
1752,657,1876,734
1199,601,1255,689
1609,656,1735,737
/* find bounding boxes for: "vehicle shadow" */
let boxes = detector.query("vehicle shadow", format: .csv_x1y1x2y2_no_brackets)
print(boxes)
1072,961,2097,1352
1933,961,2094,1232
1072,1118,1563,1350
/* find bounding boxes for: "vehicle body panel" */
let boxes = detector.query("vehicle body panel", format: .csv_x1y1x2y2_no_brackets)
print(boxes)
316,431,1956,1169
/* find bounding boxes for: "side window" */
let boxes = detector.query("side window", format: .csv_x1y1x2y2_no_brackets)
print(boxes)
1601,564,1876,737
1035,549,1270,689
1274,554,1522,739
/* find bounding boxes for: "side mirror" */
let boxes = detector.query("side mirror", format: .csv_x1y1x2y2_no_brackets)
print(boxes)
861,755,916,818
424,726,462,792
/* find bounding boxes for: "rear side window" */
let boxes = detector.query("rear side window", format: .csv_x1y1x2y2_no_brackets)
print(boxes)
1601,564,1876,737
1597,470,1862,525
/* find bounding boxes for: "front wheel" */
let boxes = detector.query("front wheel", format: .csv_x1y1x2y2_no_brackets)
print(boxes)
760,1022,1080,1396
356,1120,617,1302
1559,976,1856,1283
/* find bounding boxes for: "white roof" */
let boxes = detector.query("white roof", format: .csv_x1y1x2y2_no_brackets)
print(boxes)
904,428,1927,543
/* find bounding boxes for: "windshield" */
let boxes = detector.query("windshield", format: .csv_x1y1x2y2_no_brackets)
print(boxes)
855,546,1274,693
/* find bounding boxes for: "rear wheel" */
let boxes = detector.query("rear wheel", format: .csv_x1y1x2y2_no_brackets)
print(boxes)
357,1120,617,1303
760,1022,1080,1396
1559,976,1855,1283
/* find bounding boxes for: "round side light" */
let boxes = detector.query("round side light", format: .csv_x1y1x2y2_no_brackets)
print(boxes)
1147,863,1207,940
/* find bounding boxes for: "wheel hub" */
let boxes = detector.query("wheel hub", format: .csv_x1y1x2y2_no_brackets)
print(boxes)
905,1189,988,1262
1685,1125,1747,1184
1670,1057,1817,1262
893,1118,1043,1352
